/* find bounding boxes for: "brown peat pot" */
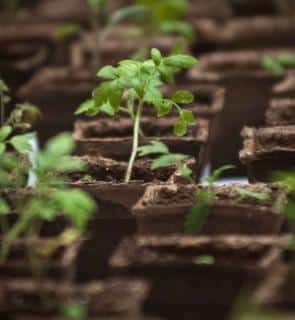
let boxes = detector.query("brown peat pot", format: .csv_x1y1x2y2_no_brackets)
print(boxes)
0,237,82,283
188,49,295,175
110,235,289,320
272,72,295,99
69,156,193,280
266,99,295,126
193,17,295,54
240,126,295,182
0,21,77,91
74,117,208,166
133,183,286,235
253,264,295,314
18,67,97,144
0,278,149,319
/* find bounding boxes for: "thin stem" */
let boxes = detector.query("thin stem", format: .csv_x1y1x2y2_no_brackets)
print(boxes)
124,99,144,183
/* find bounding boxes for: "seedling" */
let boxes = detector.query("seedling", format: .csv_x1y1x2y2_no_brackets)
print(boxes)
0,133,96,265
185,165,235,233
60,302,87,319
193,255,215,265
236,188,271,202
262,54,295,75
76,48,197,182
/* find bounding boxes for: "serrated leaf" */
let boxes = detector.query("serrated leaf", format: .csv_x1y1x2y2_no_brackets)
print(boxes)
174,119,187,136
9,133,33,153
151,48,162,65
180,109,196,125
100,101,116,116
0,125,12,142
164,54,197,69
138,140,169,157
153,99,173,116
172,90,194,104
185,202,211,234
151,153,188,170
75,99,97,116
97,65,118,80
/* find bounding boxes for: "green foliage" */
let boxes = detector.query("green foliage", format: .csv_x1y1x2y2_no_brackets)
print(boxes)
60,302,87,319
236,188,271,202
262,54,295,75
194,255,215,265
77,49,197,182
0,133,96,264
81,174,94,183
53,24,81,39
185,165,235,234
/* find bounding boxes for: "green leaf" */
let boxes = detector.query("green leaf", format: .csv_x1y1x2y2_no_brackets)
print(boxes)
44,132,75,157
151,153,188,170
109,5,148,25
207,165,235,185
53,23,81,39
0,79,9,92
164,54,198,69
100,101,116,116
9,133,33,153
158,64,175,83
173,119,187,136
0,125,12,142
178,165,192,178
97,65,118,80
138,140,169,157
0,198,10,215
185,202,211,234
151,48,162,65
60,302,87,319
194,255,215,265
0,143,5,155
236,188,271,202
262,57,284,75
172,90,194,104
153,99,173,116
75,99,97,116
278,54,295,67
160,20,194,40
180,110,196,125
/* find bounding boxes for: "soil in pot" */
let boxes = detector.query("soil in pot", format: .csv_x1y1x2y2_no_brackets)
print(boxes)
73,117,208,168
0,278,149,319
240,125,295,182
266,99,295,126
272,72,295,99
188,49,295,175
69,155,194,280
110,234,288,320
133,183,286,235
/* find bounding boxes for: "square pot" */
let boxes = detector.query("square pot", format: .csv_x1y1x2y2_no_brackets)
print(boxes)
266,99,295,126
0,278,149,319
69,156,193,280
110,235,289,320
240,126,295,182
188,49,294,175
133,183,286,235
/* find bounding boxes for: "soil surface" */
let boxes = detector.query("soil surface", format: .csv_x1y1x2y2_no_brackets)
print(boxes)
266,99,295,126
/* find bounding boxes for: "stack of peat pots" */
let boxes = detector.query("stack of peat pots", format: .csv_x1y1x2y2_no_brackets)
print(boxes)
1,1,295,319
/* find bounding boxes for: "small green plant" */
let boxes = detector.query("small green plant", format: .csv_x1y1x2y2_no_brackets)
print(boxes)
60,302,87,319
194,255,215,265
76,48,197,182
262,54,295,75
0,133,96,264
236,188,271,202
185,165,235,233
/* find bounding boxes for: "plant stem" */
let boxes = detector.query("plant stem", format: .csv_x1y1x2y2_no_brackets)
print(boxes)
124,99,144,183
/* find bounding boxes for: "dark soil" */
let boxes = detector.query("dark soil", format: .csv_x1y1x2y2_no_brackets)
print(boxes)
266,99,295,126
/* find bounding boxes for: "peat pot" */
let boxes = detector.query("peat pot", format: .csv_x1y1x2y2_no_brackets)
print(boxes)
240,126,295,182
69,156,194,280
188,49,295,175
110,235,289,320
17,67,97,144
266,99,295,126
192,17,295,55
0,278,149,320
133,183,286,236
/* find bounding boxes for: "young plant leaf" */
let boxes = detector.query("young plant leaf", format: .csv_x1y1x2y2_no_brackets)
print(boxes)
236,188,271,202
60,302,88,319
173,119,187,136
97,65,118,80
8,133,34,153
206,165,235,184
262,57,284,75
151,153,188,170
75,99,97,116
180,109,196,124
0,125,12,142
178,165,193,178
164,54,197,69
172,90,194,104
151,48,162,65
138,140,169,157
185,202,211,234
194,255,215,265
